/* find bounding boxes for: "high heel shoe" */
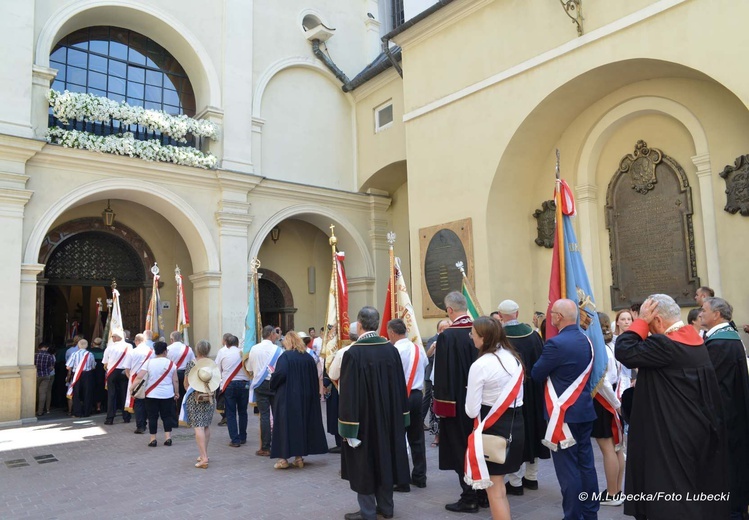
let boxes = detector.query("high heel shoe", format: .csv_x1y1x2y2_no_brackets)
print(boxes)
195,461,209,469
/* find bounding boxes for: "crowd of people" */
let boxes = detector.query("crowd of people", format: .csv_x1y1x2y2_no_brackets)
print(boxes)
34,285,749,520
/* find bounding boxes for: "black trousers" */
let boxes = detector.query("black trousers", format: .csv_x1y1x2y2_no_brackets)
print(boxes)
145,397,175,435
72,371,94,417
106,369,131,421
176,370,187,414
133,398,147,430
421,380,434,428
407,389,427,484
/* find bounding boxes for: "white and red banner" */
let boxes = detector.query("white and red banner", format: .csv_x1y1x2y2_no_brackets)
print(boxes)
175,268,190,347
323,251,349,371
379,257,424,352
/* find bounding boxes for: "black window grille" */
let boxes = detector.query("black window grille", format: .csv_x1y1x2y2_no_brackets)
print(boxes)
392,0,406,29
49,26,199,148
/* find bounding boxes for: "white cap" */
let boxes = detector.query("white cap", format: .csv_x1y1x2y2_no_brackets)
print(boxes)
497,299,519,314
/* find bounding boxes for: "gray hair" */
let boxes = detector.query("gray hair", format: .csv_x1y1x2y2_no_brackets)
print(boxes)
357,306,380,332
143,330,153,340
134,333,145,343
261,325,276,339
195,340,211,357
444,291,467,313
77,339,88,349
170,331,182,342
705,297,733,321
648,294,681,321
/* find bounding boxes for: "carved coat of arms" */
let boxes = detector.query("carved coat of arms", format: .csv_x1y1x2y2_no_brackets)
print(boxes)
720,155,749,216
533,199,556,248
618,140,663,194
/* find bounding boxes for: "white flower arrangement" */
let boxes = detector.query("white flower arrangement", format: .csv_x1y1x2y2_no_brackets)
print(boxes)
47,127,218,169
47,89,218,142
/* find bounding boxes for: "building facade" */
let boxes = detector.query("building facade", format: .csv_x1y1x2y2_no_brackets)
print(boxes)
1,0,747,423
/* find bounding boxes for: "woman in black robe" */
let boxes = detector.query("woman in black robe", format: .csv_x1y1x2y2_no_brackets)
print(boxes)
270,331,328,469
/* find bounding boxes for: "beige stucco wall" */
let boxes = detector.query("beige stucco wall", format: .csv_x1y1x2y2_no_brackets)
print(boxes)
395,0,749,334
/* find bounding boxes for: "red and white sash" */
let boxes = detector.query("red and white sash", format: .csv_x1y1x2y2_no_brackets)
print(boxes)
219,360,244,394
542,340,593,451
405,343,421,397
464,360,523,489
145,361,175,397
66,352,91,397
175,345,190,370
594,392,623,450
105,348,128,383
125,350,152,411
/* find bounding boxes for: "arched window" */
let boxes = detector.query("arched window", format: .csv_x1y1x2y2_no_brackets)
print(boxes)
49,26,197,145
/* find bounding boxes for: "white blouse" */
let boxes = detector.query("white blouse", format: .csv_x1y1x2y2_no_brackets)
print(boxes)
465,348,524,419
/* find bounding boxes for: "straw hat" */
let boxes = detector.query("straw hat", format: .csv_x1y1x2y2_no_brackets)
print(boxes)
187,358,221,393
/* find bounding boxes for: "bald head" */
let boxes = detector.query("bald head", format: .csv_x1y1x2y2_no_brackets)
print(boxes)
551,299,578,329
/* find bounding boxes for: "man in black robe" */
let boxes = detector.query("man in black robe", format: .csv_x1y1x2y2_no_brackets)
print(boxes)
701,297,749,519
433,291,485,513
339,306,410,520
497,299,550,495
616,294,729,520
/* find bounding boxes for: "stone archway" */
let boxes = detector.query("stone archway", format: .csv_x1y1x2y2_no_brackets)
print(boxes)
38,218,155,345
258,268,296,331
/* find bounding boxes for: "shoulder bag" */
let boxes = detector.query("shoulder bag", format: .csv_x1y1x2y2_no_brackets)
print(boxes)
481,353,518,464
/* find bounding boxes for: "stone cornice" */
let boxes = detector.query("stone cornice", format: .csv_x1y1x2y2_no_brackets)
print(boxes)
20,263,46,280
32,65,58,87
391,0,495,50
0,188,34,218
251,179,391,213
691,153,712,175
189,271,222,289
0,135,46,173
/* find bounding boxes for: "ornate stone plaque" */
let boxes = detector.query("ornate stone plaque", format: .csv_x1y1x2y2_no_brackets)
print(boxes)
533,199,556,248
606,141,699,310
419,218,474,318
719,155,749,216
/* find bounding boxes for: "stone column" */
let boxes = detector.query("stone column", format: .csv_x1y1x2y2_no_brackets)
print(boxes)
368,190,392,310
189,271,222,355
19,263,44,420
215,172,253,337
219,0,254,173
31,66,57,139
692,153,722,294
0,136,43,423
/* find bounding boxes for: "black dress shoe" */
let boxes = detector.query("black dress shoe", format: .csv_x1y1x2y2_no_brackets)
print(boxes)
505,481,524,496
478,496,490,508
445,500,479,513
147,440,157,447
123,418,131,423
394,484,411,493
376,507,394,519
343,512,364,520
328,445,342,454
163,439,172,446
240,439,247,444
134,428,144,434
522,477,539,490
103,419,113,425
410,478,427,488
229,442,241,447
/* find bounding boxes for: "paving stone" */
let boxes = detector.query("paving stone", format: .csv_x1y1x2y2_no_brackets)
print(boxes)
0,408,628,520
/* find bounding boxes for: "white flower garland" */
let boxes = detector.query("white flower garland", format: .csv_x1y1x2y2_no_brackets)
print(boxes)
48,90,218,142
46,127,218,169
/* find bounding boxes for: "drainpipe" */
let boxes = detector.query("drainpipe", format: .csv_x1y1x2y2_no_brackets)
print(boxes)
311,39,350,85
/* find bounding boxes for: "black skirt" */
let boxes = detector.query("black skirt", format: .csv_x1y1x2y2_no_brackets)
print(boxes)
591,396,617,439
480,404,524,475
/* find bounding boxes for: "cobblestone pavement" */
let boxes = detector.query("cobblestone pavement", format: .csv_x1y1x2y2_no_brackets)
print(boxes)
0,408,628,520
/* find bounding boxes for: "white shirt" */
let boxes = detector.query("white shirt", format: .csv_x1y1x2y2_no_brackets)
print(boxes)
247,340,279,381
312,337,323,356
706,321,732,338
167,341,195,370
103,340,131,369
215,345,250,383
394,338,428,392
123,343,152,377
141,357,176,399
465,348,524,419
328,344,352,382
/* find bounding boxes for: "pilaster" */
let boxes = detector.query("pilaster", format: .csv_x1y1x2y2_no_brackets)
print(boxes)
575,183,603,304
692,153,721,294
32,65,57,139
189,271,222,353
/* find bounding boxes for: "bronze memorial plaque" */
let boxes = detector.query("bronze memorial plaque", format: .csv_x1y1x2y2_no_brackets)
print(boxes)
419,218,475,318
606,141,699,310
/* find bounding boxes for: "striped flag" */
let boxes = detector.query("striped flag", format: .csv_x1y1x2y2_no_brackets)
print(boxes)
379,257,424,350
175,267,190,346
243,265,262,355
546,176,608,395
461,278,481,320
322,249,349,371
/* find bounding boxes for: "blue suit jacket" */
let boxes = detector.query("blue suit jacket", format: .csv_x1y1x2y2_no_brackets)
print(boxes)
531,325,596,423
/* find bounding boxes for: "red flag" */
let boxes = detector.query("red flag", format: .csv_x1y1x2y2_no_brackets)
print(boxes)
545,179,575,340
379,277,393,338
335,252,350,340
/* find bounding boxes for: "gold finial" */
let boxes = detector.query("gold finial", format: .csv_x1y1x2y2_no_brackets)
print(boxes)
329,224,337,246
250,257,261,273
